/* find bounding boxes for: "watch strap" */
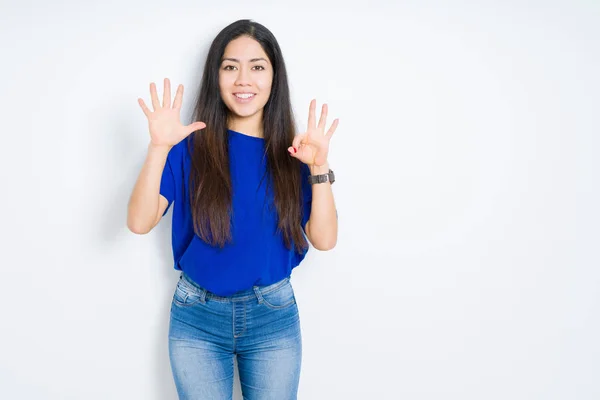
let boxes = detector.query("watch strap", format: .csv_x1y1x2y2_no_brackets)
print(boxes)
308,169,335,184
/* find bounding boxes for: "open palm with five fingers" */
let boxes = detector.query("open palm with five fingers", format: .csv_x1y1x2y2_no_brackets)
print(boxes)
138,78,206,148
288,99,339,167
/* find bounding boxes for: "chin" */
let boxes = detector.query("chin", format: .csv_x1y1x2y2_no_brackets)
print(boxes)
228,105,264,119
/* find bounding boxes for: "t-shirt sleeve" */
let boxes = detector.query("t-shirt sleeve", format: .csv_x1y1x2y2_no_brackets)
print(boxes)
301,163,312,232
159,147,176,217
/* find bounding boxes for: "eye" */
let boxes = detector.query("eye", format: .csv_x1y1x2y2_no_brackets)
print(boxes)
223,65,236,71
253,65,265,71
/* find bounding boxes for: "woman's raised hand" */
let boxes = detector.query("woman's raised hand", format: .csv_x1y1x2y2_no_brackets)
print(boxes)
138,78,206,148
288,99,339,167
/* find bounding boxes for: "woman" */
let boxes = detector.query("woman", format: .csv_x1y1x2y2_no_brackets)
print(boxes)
127,19,338,399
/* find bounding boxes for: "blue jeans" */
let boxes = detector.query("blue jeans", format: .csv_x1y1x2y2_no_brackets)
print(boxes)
168,272,302,399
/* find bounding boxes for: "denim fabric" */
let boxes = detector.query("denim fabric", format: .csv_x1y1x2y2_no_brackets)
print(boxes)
168,272,302,399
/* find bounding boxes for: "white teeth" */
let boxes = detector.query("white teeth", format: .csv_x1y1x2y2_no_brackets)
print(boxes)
235,93,254,99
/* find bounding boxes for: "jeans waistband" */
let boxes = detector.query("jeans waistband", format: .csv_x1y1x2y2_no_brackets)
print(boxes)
180,272,291,302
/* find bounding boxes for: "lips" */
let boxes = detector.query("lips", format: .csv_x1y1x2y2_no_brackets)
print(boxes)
233,93,256,103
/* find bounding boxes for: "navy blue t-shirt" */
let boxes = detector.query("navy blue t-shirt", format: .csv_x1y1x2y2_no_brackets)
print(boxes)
159,129,312,296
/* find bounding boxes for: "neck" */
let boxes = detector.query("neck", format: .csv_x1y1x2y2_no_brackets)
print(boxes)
228,111,264,138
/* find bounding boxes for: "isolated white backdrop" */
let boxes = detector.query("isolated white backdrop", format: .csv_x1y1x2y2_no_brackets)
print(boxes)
1,1,598,399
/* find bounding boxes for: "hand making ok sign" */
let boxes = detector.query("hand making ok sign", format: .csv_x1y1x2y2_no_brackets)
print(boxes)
288,99,339,167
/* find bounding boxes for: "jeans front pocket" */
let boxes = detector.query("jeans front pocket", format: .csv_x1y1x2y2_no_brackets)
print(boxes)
173,277,203,307
259,279,296,310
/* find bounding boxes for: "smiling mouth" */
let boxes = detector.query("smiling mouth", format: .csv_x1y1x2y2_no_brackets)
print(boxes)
233,93,256,103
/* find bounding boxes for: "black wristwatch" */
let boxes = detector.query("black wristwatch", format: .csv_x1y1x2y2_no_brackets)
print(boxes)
308,169,335,185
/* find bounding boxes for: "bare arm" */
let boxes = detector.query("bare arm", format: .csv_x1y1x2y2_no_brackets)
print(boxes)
304,162,337,250
289,100,339,251
126,142,172,234
127,78,205,234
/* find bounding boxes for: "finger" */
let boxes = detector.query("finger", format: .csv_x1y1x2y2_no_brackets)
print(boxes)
150,82,160,110
138,98,151,118
163,78,171,108
307,99,316,129
326,118,339,138
317,103,328,131
292,133,304,150
173,84,184,109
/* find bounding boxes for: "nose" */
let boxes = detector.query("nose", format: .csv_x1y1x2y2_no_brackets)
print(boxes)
234,67,251,86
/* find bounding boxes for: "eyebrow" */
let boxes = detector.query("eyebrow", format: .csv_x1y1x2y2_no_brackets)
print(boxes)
221,57,268,63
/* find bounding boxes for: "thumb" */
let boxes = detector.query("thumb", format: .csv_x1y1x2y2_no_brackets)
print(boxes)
187,121,206,134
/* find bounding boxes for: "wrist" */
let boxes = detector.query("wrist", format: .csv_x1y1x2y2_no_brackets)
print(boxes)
309,162,330,175
148,142,172,155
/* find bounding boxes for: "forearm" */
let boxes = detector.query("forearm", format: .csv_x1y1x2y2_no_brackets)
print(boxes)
307,162,338,250
127,142,171,233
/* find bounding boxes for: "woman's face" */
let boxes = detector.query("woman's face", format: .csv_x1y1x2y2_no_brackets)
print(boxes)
219,36,273,122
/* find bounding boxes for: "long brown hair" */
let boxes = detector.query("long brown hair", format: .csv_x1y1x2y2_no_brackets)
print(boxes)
186,19,308,253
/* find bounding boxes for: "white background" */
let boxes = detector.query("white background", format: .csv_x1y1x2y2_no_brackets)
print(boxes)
1,0,598,399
